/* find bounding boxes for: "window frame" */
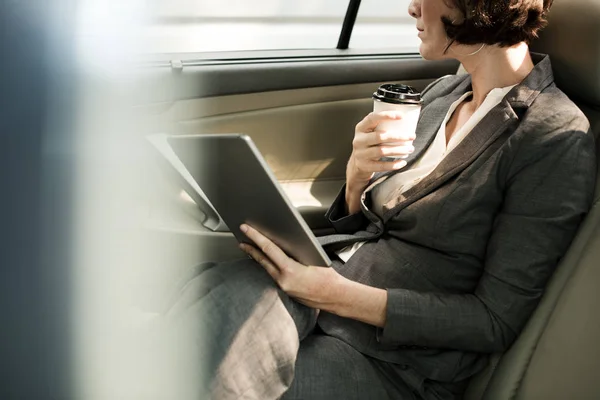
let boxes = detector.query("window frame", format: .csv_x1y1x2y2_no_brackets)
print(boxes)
140,48,420,67
337,0,362,49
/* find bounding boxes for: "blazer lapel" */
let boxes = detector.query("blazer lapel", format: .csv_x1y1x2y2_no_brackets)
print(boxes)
380,54,556,222
357,53,554,224
382,99,519,222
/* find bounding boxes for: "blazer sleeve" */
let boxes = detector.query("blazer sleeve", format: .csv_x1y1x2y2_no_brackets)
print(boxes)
325,183,369,234
377,126,597,353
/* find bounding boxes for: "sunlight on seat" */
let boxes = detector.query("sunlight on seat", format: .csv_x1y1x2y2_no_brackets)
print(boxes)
279,181,323,208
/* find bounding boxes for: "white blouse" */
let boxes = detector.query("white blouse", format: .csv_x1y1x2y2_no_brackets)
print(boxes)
336,84,517,263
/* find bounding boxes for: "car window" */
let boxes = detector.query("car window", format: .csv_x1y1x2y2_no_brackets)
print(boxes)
352,0,418,52
145,0,418,54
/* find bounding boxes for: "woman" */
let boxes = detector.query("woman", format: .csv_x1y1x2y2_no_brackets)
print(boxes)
162,0,596,399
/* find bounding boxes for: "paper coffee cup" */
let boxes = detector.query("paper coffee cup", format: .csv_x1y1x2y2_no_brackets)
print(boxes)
373,84,422,161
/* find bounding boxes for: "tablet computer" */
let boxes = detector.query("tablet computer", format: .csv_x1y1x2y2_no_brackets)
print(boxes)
167,133,332,267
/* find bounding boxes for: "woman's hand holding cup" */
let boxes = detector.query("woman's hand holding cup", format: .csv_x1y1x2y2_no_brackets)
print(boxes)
349,111,416,179
345,83,422,214
345,111,415,214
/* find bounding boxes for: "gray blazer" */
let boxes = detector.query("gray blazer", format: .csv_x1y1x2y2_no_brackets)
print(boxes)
316,53,597,384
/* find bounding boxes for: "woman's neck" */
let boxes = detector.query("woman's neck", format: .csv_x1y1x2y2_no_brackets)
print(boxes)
459,42,534,108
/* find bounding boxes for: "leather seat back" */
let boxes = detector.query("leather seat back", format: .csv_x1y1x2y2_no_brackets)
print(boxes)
465,0,600,398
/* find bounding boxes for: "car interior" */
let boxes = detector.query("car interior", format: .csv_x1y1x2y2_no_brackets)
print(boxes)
136,0,600,398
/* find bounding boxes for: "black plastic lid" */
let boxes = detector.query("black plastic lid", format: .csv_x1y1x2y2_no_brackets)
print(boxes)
372,84,422,105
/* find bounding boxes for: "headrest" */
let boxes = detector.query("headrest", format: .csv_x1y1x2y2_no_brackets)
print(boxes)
530,0,600,107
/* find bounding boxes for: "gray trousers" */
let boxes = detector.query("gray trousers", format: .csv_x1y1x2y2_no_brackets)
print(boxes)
158,258,458,400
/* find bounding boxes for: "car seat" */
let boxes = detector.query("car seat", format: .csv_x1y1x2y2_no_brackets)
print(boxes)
464,0,600,398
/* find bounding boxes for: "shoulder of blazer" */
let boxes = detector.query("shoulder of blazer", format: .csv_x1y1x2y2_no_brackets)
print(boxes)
421,74,470,106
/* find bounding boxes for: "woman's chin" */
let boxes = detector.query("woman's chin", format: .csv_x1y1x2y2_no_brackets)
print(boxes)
418,43,435,60
418,43,447,61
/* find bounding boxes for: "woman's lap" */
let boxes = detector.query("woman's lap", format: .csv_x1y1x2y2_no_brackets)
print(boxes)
159,258,417,399
160,258,317,398
163,257,317,339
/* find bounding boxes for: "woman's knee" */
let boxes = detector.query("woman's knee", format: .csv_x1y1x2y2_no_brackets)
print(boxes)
164,258,317,337
162,258,274,315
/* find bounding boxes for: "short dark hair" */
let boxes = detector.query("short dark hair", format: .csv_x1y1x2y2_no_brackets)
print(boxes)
442,0,554,48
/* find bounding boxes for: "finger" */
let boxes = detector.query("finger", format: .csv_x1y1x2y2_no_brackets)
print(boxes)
367,144,415,159
240,244,281,278
369,131,416,146
351,146,409,172
355,130,415,148
240,224,290,269
355,111,402,133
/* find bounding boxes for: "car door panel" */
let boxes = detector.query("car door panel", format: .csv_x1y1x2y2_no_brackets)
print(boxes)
141,55,458,100
141,56,457,267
